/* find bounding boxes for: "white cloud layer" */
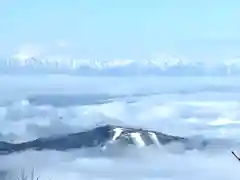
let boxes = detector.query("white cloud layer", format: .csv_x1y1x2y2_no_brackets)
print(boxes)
0,76,240,179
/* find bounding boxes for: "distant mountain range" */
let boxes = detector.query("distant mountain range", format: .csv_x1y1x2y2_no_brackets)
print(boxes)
0,56,240,76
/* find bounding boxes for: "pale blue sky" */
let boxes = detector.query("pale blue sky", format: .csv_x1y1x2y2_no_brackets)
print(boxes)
1,0,240,60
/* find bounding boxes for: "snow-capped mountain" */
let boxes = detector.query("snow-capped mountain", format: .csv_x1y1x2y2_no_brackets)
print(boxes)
0,56,240,76
0,124,208,155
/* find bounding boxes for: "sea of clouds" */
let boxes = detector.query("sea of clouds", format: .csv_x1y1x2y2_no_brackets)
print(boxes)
1,75,240,180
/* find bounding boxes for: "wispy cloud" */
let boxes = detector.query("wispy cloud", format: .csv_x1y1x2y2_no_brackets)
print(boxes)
55,40,70,49
11,40,71,61
12,44,44,60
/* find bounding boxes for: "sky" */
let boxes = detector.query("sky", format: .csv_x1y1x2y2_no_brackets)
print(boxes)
1,0,240,61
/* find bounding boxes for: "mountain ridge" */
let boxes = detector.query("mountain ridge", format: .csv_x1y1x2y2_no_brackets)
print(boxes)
0,57,240,76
